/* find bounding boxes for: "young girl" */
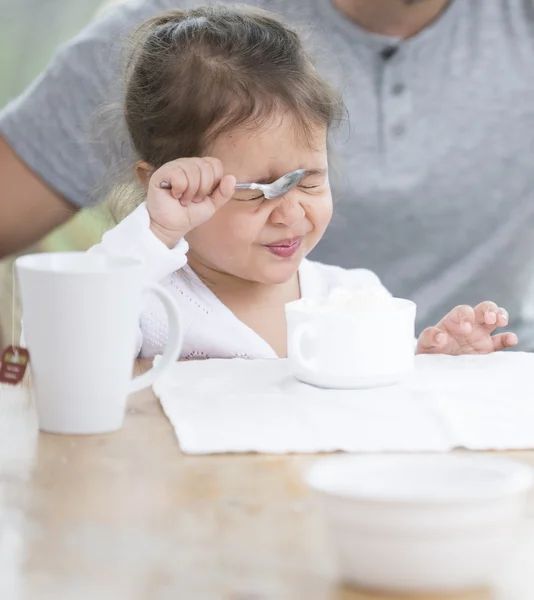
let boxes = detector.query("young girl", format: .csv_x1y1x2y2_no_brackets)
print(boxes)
90,4,517,360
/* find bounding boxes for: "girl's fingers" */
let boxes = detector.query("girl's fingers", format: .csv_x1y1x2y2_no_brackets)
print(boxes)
497,307,509,328
491,332,518,352
152,157,229,207
474,300,499,324
154,167,188,200
180,163,202,205
194,161,216,203
203,157,224,184
198,158,226,203
472,301,510,334
418,326,448,351
440,305,475,335
208,175,236,210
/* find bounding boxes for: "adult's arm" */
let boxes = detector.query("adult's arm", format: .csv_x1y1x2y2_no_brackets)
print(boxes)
0,136,77,257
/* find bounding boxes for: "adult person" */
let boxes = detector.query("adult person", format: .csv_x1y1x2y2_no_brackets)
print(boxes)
1,0,534,345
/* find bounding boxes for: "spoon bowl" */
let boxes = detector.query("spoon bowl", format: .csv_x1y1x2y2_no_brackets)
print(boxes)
234,169,307,200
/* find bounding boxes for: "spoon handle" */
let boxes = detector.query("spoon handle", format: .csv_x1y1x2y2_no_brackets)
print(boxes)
159,180,261,201
161,181,257,191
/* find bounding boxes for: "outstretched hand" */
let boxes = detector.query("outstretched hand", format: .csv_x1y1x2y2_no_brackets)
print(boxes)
417,301,518,355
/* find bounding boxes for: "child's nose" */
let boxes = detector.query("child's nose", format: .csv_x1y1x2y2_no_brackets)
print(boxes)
269,195,306,227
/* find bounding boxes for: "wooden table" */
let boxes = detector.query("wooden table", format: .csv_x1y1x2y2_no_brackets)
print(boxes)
1,369,534,600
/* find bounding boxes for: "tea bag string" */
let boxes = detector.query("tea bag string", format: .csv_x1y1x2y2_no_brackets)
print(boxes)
11,261,18,359
0,263,18,396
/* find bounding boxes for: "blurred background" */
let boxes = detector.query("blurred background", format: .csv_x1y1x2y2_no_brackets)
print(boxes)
0,0,120,346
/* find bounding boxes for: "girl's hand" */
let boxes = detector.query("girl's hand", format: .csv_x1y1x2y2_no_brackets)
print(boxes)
147,157,236,248
416,302,518,355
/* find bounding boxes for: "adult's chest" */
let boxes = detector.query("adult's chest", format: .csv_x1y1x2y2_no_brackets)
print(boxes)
331,36,534,212
319,26,534,258
309,15,534,296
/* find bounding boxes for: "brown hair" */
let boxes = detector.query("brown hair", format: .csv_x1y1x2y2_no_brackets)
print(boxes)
124,4,344,168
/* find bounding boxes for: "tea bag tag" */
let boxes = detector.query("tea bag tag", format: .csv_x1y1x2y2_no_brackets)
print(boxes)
0,346,30,385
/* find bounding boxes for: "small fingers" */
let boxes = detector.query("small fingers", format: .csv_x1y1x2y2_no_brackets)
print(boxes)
154,157,231,211
474,301,509,332
193,160,216,204
491,332,518,352
200,158,226,204
180,162,201,206
496,307,509,328
209,175,237,210
158,157,226,206
418,326,448,352
474,301,499,327
440,305,475,335
203,157,224,183
154,166,188,200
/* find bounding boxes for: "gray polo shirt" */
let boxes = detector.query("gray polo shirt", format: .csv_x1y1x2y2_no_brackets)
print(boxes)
2,0,534,345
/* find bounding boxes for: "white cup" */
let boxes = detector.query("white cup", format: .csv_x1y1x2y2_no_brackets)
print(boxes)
285,297,416,388
16,252,183,434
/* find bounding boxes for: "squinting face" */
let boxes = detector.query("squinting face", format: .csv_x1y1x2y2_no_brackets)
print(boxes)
185,111,333,284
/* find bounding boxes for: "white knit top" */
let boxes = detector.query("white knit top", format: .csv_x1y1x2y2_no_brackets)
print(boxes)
88,203,389,360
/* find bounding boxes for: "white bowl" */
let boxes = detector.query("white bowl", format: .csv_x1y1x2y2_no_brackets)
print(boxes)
305,454,533,594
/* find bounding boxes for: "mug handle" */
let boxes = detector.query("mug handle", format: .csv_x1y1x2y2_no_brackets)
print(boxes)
291,322,317,372
128,282,183,393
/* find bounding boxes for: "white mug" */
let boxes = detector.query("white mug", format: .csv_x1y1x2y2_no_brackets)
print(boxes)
286,298,416,389
16,252,183,434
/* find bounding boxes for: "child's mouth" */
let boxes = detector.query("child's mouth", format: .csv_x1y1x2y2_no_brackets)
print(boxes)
264,238,302,258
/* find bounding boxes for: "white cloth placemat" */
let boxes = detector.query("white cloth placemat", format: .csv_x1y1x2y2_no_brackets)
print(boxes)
153,353,534,454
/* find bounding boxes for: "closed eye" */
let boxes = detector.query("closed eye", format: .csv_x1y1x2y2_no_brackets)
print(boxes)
253,185,318,200
232,192,264,201
235,184,321,202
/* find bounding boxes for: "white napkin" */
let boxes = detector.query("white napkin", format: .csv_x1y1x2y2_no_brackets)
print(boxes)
153,352,534,455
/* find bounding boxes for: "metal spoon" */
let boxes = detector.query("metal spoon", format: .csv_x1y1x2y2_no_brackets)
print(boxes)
234,169,307,200
159,168,307,200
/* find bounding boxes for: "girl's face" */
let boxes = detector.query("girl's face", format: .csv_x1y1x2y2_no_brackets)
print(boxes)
185,111,332,285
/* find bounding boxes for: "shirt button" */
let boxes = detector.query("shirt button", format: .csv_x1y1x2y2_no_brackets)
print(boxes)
392,83,405,95
392,123,406,137
380,46,398,60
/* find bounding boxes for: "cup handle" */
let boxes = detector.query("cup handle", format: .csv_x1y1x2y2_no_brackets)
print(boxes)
291,322,317,371
128,282,183,393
